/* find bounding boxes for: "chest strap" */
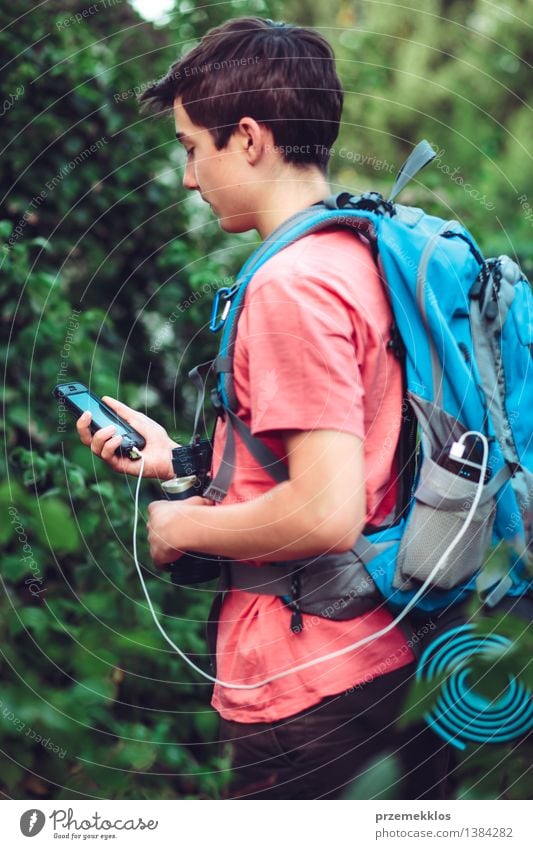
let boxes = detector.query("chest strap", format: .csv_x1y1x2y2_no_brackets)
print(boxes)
221,546,380,624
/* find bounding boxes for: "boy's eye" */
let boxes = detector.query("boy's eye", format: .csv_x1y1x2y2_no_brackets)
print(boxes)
186,148,194,158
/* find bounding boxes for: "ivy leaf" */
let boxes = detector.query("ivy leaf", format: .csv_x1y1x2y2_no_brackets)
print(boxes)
396,673,448,728
3,555,34,583
342,753,403,799
35,497,81,553
14,607,49,640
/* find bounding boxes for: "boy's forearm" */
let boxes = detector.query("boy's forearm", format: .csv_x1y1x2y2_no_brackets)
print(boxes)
177,481,354,561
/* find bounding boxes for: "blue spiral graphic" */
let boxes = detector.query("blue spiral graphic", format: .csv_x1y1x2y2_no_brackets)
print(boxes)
416,624,533,750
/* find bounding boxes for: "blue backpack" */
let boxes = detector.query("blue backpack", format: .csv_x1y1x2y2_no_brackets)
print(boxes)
200,141,532,628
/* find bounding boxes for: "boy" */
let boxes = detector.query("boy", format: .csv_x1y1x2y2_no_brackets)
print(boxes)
77,17,451,799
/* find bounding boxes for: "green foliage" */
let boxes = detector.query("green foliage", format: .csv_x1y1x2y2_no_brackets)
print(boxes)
1,0,531,800
342,752,403,800
328,0,533,274
394,595,533,799
0,0,260,800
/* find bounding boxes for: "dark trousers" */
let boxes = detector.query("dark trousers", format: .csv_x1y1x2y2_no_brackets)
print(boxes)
218,662,455,799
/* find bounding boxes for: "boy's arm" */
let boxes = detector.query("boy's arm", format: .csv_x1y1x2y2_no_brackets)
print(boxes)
147,428,366,566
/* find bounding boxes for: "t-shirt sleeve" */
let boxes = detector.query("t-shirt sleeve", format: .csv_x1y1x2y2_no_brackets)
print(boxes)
236,266,367,440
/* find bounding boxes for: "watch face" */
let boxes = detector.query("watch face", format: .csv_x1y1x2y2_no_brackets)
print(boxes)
171,446,195,478
162,475,198,493
171,440,212,477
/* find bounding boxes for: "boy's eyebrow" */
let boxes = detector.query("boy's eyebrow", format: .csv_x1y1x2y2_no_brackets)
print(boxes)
175,132,187,143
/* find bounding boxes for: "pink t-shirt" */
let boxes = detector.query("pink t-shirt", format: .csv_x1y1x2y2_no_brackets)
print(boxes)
210,227,415,723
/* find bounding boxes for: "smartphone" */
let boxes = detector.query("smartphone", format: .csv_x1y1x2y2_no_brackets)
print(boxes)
53,382,146,460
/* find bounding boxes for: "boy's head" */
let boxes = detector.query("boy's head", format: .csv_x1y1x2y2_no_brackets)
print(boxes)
140,18,343,233
140,17,343,172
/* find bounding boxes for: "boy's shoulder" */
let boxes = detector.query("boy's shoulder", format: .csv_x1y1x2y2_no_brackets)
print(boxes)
247,225,382,306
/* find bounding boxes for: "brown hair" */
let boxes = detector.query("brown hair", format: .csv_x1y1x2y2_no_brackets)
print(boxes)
139,17,343,173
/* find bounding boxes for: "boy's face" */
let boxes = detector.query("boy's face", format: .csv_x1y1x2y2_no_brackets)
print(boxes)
173,98,257,233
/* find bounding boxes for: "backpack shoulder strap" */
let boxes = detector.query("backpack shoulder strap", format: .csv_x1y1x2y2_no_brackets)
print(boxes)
215,202,382,413
210,139,438,418
204,202,385,502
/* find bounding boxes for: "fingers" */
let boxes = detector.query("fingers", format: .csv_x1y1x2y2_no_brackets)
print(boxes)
101,396,140,423
76,410,92,446
89,424,121,459
186,495,216,507
76,404,147,473
100,431,125,462
76,412,123,461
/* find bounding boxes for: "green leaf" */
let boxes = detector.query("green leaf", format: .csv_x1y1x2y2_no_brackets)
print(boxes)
342,753,403,799
35,497,81,553
161,744,192,770
478,543,524,590
396,673,448,728
70,677,116,708
2,555,34,583
476,612,533,652
89,481,115,499
0,482,28,545
116,741,158,771
14,607,49,640
467,643,529,701
0,220,14,239
29,237,51,251
0,761,24,790
193,710,219,741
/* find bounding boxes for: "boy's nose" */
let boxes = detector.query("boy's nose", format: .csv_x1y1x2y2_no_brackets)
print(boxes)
182,161,199,191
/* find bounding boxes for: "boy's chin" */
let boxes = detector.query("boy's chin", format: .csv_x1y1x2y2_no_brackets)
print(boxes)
217,213,255,234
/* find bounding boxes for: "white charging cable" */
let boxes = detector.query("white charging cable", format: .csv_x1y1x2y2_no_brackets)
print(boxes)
131,430,489,689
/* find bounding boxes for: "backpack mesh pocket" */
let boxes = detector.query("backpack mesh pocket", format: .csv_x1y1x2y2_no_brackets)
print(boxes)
394,455,496,590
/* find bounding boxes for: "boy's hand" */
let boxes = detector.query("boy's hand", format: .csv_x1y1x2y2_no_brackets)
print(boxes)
76,396,178,480
147,496,214,567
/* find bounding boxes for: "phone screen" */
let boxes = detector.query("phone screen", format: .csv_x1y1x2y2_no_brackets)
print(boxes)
73,392,129,435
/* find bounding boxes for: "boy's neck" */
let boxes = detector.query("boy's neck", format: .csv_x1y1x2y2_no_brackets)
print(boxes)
255,171,331,240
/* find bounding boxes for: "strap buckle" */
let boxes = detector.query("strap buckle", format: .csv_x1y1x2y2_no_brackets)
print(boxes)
210,387,225,419
209,284,239,333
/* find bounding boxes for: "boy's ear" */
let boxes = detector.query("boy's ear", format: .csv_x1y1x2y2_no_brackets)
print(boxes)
235,116,272,164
